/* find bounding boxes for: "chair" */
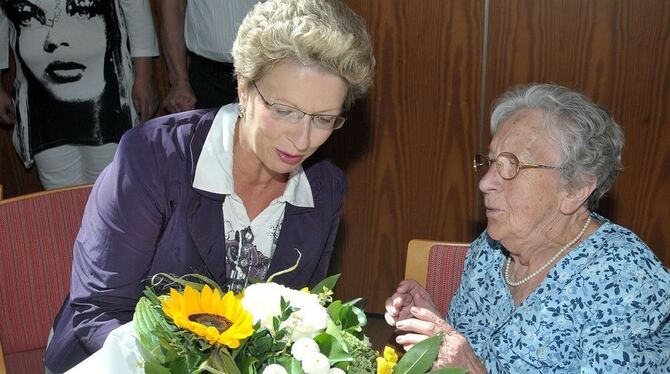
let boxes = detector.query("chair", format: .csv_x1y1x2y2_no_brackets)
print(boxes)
0,184,93,374
0,341,6,374
405,239,470,316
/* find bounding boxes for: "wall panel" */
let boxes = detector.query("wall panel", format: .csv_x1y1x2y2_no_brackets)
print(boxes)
330,0,484,312
485,0,670,265
0,1,667,315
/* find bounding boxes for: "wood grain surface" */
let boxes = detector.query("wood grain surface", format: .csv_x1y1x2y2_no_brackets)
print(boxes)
0,1,667,314
485,0,670,267
325,0,484,312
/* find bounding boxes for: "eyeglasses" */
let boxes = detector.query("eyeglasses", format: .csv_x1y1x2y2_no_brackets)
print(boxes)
252,82,346,131
473,152,564,180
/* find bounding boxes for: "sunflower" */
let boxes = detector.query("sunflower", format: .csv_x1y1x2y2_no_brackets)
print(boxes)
162,285,254,348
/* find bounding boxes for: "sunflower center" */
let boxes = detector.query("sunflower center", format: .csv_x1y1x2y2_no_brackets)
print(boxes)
189,313,232,331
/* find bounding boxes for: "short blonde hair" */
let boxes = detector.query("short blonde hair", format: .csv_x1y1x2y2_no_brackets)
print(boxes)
232,0,375,109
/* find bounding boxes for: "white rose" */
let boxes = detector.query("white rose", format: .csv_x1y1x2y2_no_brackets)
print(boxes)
241,283,329,339
328,368,345,374
241,283,287,331
262,364,288,374
281,289,328,339
301,352,330,374
290,337,320,361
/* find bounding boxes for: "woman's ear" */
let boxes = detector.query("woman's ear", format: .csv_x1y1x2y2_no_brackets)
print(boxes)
237,77,249,109
560,177,597,214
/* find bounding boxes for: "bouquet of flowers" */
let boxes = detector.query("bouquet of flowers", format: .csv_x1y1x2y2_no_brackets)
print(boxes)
133,268,465,373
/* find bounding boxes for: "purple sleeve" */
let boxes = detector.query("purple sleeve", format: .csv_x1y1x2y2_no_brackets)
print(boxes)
69,127,168,351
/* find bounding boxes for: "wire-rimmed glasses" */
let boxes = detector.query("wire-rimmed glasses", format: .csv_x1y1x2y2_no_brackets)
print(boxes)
252,82,346,131
473,152,564,180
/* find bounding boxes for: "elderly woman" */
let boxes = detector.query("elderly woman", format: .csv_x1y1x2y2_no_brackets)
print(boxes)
385,84,670,372
44,0,374,372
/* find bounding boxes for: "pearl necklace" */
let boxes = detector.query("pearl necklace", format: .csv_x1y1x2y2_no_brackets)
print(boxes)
504,216,592,287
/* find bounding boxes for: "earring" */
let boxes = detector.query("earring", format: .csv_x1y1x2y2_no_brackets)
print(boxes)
238,103,245,118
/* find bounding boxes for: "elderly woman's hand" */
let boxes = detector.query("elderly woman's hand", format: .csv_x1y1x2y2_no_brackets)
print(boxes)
395,306,487,373
384,279,440,326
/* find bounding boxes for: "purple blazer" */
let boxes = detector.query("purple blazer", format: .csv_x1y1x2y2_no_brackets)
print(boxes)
45,109,345,372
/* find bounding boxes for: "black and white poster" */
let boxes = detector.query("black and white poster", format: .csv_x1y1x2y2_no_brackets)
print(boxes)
1,0,137,165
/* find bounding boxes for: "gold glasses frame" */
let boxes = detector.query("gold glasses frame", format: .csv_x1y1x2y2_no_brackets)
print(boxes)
473,152,564,180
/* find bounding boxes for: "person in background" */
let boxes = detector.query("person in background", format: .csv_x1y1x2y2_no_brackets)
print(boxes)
0,0,159,190
159,0,259,112
44,0,375,372
385,83,670,372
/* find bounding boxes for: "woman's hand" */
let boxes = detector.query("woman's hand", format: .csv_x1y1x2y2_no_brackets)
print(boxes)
395,306,487,373
384,279,440,326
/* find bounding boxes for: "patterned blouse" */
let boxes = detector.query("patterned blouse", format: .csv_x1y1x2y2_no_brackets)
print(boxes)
448,214,670,373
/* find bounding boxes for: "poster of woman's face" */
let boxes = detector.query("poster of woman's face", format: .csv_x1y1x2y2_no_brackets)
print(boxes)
8,0,107,102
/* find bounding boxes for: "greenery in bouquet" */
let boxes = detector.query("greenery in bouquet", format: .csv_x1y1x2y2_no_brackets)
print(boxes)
133,268,466,374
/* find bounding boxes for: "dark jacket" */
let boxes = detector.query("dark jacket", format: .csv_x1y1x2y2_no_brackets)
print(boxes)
45,109,345,372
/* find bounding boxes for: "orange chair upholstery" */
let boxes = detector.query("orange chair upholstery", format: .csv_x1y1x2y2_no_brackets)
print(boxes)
0,184,93,374
405,240,470,316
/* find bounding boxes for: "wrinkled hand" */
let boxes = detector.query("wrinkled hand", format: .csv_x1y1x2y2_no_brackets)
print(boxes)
132,76,159,122
384,279,440,326
162,80,196,113
0,88,16,125
395,306,487,373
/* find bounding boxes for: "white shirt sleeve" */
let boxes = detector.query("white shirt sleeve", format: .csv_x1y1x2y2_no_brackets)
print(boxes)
0,8,10,70
118,0,159,57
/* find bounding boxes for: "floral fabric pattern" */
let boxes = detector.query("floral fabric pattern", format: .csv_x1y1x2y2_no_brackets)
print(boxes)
448,213,670,373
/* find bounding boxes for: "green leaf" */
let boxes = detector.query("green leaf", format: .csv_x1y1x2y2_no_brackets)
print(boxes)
327,300,343,324
324,320,347,347
236,355,260,374
344,306,367,332
197,350,240,374
276,356,303,374
143,360,172,374
394,335,442,374
313,333,353,364
248,335,273,356
311,274,341,294
338,304,362,332
219,350,242,374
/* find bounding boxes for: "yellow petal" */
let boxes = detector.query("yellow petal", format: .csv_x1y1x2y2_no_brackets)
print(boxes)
376,357,391,374
383,346,399,363
160,283,254,348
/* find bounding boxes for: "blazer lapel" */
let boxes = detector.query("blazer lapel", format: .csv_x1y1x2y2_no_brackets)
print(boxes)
267,203,320,287
188,192,228,285
186,110,229,285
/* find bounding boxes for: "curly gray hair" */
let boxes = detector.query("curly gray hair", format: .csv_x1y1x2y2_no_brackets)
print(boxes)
232,0,375,109
491,83,624,209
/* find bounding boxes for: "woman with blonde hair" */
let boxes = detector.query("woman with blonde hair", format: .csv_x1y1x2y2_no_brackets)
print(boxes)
45,1,375,371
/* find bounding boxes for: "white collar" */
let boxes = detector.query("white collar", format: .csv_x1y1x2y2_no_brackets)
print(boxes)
192,104,314,207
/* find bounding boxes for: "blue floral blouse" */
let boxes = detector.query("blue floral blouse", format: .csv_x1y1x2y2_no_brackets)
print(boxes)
448,214,670,373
